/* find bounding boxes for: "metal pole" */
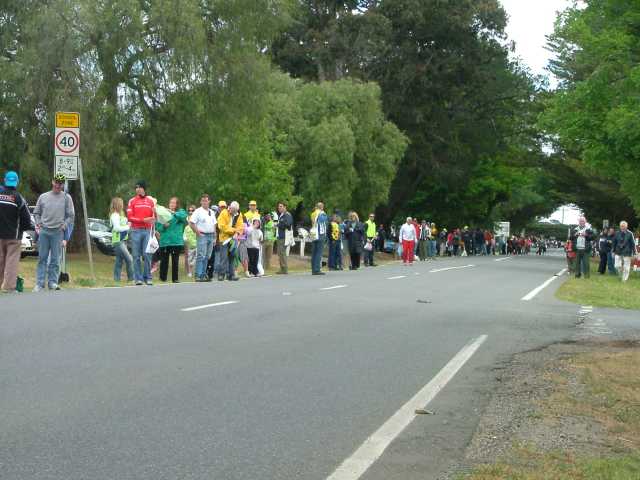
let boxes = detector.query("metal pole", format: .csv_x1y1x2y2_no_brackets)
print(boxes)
78,157,95,280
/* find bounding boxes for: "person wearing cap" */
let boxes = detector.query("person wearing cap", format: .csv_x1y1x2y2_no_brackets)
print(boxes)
216,201,244,281
0,171,34,292
210,200,227,278
127,180,156,285
245,200,260,223
189,194,217,282
32,174,75,291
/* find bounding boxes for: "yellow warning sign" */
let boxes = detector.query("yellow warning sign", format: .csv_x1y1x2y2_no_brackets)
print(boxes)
55,112,80,128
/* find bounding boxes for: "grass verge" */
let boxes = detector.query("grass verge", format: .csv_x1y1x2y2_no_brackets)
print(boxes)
16,250,399,290
461,343,640,480
556,271,640,310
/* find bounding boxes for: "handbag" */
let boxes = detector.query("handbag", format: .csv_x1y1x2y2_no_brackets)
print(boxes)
364,241,373,251
284,228,295,247
145,227,159,254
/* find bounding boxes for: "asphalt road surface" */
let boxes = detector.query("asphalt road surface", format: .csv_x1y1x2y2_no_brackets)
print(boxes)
1,254,580,480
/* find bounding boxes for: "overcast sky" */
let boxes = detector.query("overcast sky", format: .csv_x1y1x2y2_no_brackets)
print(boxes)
500,0,573,77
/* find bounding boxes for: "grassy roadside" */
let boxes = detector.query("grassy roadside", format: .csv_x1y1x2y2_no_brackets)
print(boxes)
461,342,640,480
16,250,399,290
556,271,640,310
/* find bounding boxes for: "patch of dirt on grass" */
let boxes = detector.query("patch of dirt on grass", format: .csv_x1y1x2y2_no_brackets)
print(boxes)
453,339,640,478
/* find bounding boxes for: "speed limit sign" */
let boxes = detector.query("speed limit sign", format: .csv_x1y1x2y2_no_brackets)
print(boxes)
55,127,80,157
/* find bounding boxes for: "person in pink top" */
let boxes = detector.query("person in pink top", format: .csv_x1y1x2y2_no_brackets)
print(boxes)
127,180,156,285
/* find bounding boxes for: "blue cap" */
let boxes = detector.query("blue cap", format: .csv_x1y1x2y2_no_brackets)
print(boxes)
4,171,18,188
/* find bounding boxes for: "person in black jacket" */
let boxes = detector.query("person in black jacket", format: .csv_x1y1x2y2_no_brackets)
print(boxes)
613,221,636,282
344,211,365,270
0,171,34,292
597,229,615,275
570,216,594,278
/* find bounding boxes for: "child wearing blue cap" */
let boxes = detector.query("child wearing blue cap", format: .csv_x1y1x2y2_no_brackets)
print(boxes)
0,171,34,292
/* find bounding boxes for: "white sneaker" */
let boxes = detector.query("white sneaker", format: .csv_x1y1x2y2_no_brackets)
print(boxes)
33,285,43,292
245,271,251,278
187,272,193,278
49,283,61,291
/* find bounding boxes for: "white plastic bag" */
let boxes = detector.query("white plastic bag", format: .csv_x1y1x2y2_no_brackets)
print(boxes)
145,227,159,254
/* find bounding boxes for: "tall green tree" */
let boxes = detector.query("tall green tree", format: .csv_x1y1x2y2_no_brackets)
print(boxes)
543,0,640,220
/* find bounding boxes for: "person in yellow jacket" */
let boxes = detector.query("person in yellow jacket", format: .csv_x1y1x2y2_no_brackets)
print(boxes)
244,200,260,223
364,213,377,266
217,201,244,281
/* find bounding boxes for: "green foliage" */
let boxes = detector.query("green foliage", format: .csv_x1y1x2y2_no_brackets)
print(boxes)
274,0,558,228
543,0,640,217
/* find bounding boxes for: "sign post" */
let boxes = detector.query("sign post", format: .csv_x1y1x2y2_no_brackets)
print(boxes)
54,112,95,281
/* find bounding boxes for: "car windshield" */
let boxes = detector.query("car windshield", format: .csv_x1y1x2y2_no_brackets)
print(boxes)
89,221,110,233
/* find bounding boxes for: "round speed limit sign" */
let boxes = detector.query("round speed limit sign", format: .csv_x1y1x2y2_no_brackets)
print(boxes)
54,128,80,156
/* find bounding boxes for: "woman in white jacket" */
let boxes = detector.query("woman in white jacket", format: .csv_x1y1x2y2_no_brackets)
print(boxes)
109,197,133,282
399,217,417,266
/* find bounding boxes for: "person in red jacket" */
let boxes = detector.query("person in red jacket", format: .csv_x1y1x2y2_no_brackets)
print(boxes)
127,180,156,285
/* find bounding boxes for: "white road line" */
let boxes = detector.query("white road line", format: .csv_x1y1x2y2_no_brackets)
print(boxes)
181,300,239,312
387,275,406,280
326,334,488,480
321,285,348,291
521,269,567,301
494,257,512,262
429,264,475,273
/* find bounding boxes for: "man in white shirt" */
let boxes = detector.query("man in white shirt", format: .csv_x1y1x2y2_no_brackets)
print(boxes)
399,216,417,265
189,194,217,282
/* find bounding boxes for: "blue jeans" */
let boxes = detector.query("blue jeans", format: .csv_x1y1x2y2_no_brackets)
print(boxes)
311,238,324,273
130,228,152,282
328,240,340,269
113,241,133,281
195,233,214,278
219,241,236,279
607,252,617,275
36,228,63,288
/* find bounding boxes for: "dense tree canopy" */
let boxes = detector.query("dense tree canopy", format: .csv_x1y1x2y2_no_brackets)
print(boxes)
3,0,637,240
543,0,640,225
273,0,558,228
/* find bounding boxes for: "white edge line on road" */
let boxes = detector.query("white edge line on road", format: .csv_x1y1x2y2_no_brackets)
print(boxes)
326,334,488,480
429,264,475,273
181,300,239,312
320,285,348,291
387,275,406,280
521,269,567,301
494,257,512,262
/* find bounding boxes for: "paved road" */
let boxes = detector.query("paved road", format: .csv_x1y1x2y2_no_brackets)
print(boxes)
1,254,581,479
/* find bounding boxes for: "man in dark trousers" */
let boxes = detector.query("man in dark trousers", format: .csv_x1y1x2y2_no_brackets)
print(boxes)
0,171,34,293
597,228,616,275
570,216,594,278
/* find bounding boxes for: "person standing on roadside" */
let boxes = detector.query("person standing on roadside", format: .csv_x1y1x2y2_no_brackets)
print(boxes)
33,174,75,291
157,197,187,283
189,194,217,282
276,201,293,274
127,180,156,286
597,228,614,275
109,197,133,282
0,171,34,293
364,213,377,267
344,211,365,270
613,221,636,282
244,200,260,223
212,200,227,278
570,216,594,279
217,200,244,281
183,205,197,278
262,213,275,271
399,216,417,266
417,220,429,262
310,201,328,275
246,218,263,277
